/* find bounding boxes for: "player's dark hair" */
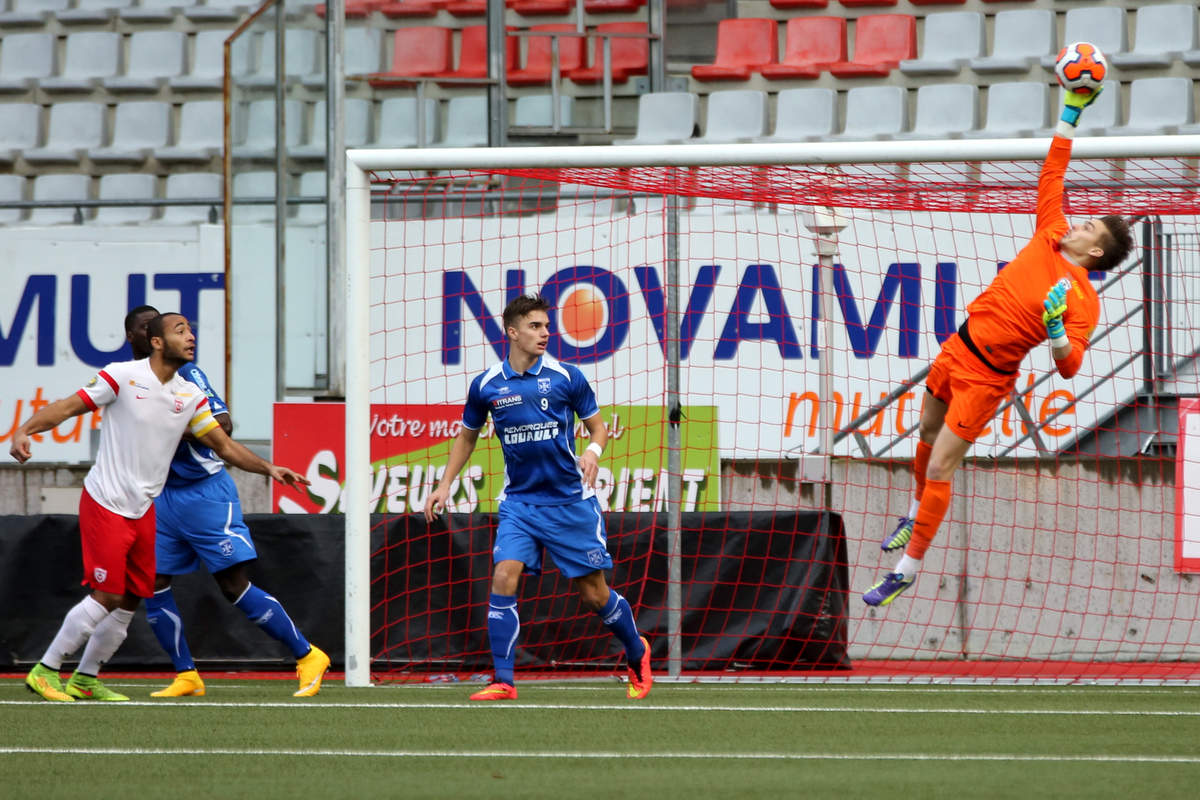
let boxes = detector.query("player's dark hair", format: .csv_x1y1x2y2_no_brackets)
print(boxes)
1094,215,1134,272
502,294,552,332
146,312,184,344
124,304,159,333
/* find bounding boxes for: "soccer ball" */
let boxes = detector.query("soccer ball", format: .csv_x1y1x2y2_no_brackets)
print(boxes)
1055,42,1107,97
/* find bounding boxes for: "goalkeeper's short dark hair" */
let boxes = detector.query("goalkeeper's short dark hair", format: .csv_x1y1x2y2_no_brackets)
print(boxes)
1095,215,1134,272
124,304,159,334
502,294,552,331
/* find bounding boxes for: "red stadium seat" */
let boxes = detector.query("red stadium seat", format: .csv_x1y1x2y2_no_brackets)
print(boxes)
368,26,454,87
507,24,587,86
586,0,646,12
445,0,516,15
315,0,381,17
908,0,965,5
827,14,915,77
437,25,519,86
567,22,649,84
512,0,572,14
691,18,778,82
760,16,845,80
378,1,448,18
770,0,828,8
837,0,897,8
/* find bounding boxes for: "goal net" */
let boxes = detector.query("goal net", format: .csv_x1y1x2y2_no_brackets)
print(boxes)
340,138,1200,686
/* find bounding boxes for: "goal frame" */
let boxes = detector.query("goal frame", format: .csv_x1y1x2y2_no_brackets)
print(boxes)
343,135,1200,687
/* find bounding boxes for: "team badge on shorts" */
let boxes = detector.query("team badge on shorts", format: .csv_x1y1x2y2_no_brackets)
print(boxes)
219,538,234,557
537,377,551,395
93,567,107,583
587,549,607,566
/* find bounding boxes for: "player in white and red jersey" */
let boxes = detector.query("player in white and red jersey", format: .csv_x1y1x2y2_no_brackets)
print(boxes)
12,312,309,702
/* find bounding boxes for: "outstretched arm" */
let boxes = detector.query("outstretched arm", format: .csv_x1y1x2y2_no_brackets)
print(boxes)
424,426,482,521
10,394,89,463
196,425,309,487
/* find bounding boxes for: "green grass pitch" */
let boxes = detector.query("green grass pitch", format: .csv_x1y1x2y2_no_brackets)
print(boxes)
3,678,1200,799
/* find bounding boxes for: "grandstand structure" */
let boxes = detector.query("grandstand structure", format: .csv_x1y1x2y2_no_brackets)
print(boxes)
3,0,1200,684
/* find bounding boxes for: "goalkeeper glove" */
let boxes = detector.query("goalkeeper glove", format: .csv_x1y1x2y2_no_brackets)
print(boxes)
1060,86,1103,127
1043,280,1070,348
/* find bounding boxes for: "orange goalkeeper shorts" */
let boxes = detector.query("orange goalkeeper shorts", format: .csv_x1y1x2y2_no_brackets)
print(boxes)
926,331,1018,444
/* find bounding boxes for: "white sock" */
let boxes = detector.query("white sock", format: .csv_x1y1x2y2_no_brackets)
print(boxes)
41,596,109,670
894,554,922,579
907,498,920,518
77,608,135,676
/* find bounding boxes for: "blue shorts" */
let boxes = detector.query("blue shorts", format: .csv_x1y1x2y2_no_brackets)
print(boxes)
495,497,612,579
154,471,257,576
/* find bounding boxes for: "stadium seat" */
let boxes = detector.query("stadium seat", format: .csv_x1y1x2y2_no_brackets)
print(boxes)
445,0,516,17
1039,8,1128,70
245,29,322,89
231,171,277,225
691,19,778,82
121,0,185,23
691,90,768,144
369,27,453,87
236,99,306,160
757,87,836,142
294,98,372,159
0,32,56,93
512,0,572,14
30,174,90,225
0,0,70,26
316,1,382,18
24,102,106,164
95,174,157,225
172,30,252,92
899,11,984,76
184,0,251,23
375,97,441,147
104,31,188,93
770,0,828,8
567,22,649,84
507,24,587,86
160,173,222,224
512,94,575,129
894,84,979,140
437,25,518,86
962,82,1051,139
613,91,698,144
1110,4,1198,69
1108,77,1194,136
838,0,897,8
303,27,385,88
969,9,1055,74
760,17,846,80
378,1,442,18
828,14,916,78
0,103,39,165
41,32,121,93
831,85,907,140
157,101,223,163
586,0,646,12
1074,80,1120,135
0,175,25,224
432,95,488,147
91,101,171,164
59,0,133,24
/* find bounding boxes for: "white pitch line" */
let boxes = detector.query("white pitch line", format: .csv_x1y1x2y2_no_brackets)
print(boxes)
0,699,1197,716
1,747,1199,764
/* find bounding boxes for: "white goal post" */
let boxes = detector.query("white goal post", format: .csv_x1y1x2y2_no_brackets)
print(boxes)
342,135,1200,688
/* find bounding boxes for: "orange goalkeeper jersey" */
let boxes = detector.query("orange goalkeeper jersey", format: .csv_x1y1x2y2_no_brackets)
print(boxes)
963,136,1100,379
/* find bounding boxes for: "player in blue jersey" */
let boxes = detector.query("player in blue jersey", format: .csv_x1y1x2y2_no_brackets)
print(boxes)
123,306,330,697
424,294,653,701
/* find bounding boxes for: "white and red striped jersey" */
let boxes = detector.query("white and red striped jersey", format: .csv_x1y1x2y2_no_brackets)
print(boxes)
77,358,220,518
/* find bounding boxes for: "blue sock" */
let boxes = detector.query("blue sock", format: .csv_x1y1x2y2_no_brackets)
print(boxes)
598,590,645,662
144,587,196,672
234,583,311,660
487,593,519,686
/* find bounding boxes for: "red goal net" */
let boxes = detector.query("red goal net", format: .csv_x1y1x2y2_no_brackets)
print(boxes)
355,150,1200,684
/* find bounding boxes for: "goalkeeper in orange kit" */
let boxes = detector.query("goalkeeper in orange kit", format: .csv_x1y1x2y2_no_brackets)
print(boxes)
862,85,1135,607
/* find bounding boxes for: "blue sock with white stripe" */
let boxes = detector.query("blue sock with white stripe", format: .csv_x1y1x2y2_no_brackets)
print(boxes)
145,587,196,672
234,583,310,659
598,590,645,663
487,593,519,686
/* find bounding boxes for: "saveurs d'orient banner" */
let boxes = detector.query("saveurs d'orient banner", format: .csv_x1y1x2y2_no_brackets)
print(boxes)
272,403,720,514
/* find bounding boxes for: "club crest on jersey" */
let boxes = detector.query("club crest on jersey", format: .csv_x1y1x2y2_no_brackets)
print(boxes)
93,567,107,584
173,397,184,413
537,377,552,395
